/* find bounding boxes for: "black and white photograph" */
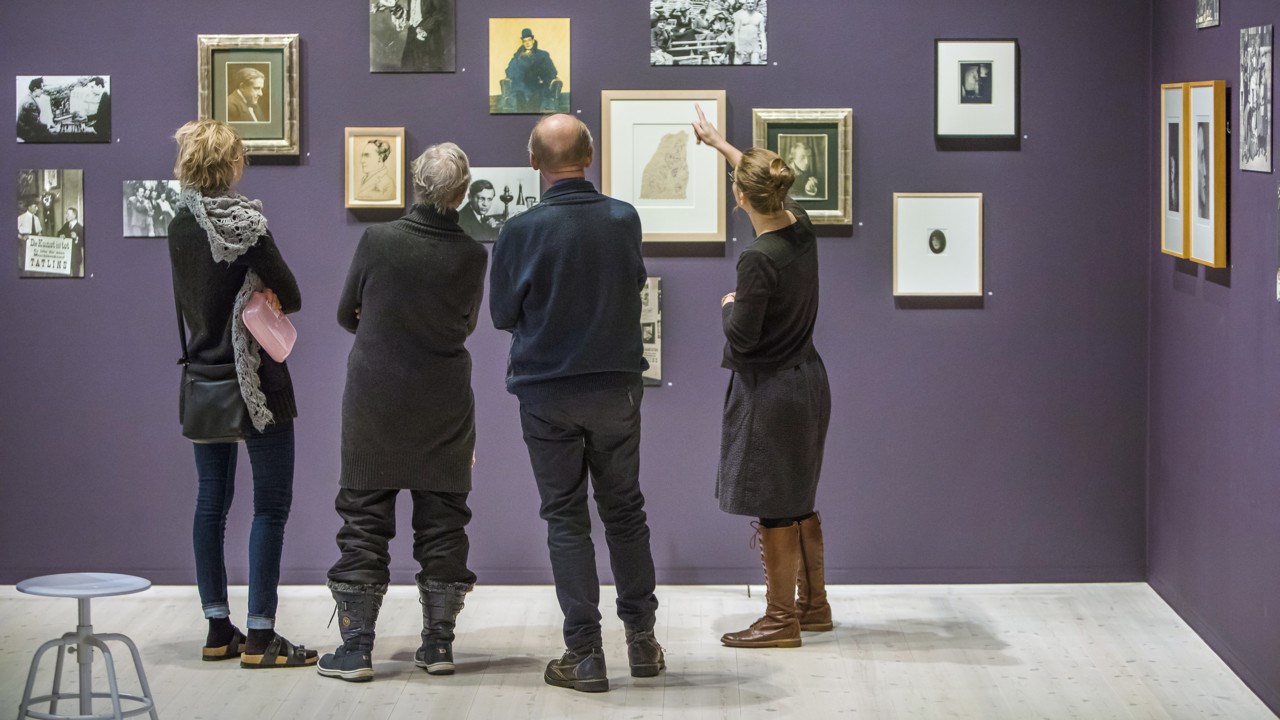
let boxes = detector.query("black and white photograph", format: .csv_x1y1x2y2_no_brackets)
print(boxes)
1196,121,1210,220
641,277,662,385
1195,0,1219,28
15,75,110,143
456,167,540,242
777,134,828,202
959,62,993,104
1168,122,1181,212
928,229,947,255
369,0,456,72
122,181,181,238
650,0,767,66
1240,25,1272,173
17,169,85,278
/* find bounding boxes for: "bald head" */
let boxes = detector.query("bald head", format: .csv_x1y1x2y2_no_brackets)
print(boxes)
528,114,593,177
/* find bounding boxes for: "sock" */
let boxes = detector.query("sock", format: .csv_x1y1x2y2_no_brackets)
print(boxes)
246,628,275,654
206,617,235,648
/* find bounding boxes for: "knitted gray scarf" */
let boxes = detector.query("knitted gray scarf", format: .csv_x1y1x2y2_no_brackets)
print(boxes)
178,188,273,432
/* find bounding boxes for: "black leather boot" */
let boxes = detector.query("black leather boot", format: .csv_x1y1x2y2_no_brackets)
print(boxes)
544,646,608,693
625,626,665,678
415,580,472,675
317,583,385,682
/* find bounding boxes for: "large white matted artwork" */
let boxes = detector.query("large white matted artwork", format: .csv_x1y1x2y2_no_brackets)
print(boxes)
1188,81,1226,268
1160,83,1187,258
602,89,726,249
934,39,1018,143
649,0,767,66
893,193,982,297
641,276,662,386
1240,25,1272,173
456,166,540,242
17,169,85,278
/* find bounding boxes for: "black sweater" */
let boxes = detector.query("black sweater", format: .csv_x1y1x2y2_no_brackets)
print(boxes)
168,208,301,420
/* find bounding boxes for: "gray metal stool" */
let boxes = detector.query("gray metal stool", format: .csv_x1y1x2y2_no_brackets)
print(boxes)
16,573,158,720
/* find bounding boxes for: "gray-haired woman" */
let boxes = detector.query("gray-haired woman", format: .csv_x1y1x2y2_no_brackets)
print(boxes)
318,143,488,683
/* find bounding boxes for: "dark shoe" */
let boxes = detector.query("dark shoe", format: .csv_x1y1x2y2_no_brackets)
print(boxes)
796,513,834,632
544,647,609,693
316,583,385,682
239,633,319,668
625,629,665,678
416,579,471,676
201,627,245,662
721,523,802,649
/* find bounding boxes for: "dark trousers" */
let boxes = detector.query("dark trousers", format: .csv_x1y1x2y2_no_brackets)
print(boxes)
518,382,659,651
327,488,477,588
191,420,294,630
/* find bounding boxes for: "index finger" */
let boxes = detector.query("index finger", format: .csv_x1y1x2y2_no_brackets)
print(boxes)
694,103,706,124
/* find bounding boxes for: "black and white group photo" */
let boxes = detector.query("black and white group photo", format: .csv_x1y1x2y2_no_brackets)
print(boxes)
1195,0,1219,28
369,0,456,72
122,180,181,237
15,75,111,143
1239,25,1272,172
649,0,767,66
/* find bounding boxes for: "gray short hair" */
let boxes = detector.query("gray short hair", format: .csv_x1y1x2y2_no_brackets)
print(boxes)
411,142,471,213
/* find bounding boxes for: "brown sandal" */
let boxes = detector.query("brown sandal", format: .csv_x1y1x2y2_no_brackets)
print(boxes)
202,628,246,661
240,634,318,669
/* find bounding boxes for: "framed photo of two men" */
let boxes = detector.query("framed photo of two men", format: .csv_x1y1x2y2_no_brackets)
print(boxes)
752,108,853,225
198,34,300,155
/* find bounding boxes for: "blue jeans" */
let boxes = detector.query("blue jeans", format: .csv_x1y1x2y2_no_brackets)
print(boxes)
192,420,294,630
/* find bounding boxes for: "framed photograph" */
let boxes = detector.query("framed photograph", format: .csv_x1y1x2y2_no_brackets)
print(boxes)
344,127,405,209
641,276,662,386
1160,83,1188,258
198,34,300,155
456,166,540,242
935,39,1019,148
752,108,853,225
892,193,983,297
1240,25,1273,173
1188,80,1226,268
17,169,84,278
650,0,767,66
489,18,570,114
369,0,455,72
123,180,181,237
1196,0,1219,29
15,76,110,143
601,89,726,253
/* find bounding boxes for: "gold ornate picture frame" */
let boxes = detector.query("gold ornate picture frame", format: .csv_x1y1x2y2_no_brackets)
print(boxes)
198,34,300,156
752,108,853,225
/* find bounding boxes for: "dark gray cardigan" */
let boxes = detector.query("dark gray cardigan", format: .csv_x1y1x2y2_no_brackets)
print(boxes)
337,205,488,491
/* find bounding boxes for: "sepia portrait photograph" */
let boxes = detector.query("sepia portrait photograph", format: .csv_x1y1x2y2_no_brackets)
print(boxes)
1167,122,1180,213
17,169,85,278
122,180,181,237
650,0,767,66
489,18,570,114
16,76,110,143
959,62,993,104
345,127,405,209
1240,25,1272,173
777,134,828,202
369,0,455,72
456,166,540,242
224,63,272,123
1195,0,1219,29
198,34,299,155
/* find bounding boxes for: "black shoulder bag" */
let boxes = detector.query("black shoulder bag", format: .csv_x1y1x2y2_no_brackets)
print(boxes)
173,278,252,444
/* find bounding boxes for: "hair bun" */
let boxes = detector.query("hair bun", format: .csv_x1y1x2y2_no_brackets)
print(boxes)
768,157,795,194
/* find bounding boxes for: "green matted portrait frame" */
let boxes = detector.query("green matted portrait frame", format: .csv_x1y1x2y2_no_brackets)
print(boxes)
198,34,300,155
752,108,853,225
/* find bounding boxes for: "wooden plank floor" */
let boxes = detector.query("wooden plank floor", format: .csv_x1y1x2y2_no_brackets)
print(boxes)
0,583,1272,719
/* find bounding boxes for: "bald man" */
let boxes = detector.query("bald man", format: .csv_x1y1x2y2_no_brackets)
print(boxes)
490,114,664,693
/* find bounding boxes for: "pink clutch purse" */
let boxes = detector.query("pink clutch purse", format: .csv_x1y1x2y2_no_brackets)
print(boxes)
242,291,297,362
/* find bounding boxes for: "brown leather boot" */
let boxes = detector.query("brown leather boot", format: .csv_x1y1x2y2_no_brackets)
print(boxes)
796,513,833,631
721,523,802,648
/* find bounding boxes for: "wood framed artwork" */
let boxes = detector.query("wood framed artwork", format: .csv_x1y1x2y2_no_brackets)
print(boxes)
893,193,983,297
601,89,726,255
752,108,853,225
1160,83,1188,258
641,276,662,386
344,127,405,209
198,34,300,155
1188,80,1226,267
934,39,1019,150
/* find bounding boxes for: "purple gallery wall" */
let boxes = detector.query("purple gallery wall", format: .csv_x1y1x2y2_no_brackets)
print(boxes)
1148,0,1280,712
0,0,1151,589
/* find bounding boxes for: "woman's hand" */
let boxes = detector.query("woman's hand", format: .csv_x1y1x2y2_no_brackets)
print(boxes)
721,291,736,307
691,103,724,148
262,288,282,313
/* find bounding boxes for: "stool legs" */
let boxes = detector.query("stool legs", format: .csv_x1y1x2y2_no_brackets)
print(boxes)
18,637,63,720
98,633,159,720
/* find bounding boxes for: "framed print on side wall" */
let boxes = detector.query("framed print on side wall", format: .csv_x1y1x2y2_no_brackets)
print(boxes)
752,108,852,225
198,34,300,155
935,39,1019,149
345,127,405,209
1160,83,1188,258
1188,80,1226,268
893,193,983,297
1239,25,1273,173
602,89,726,255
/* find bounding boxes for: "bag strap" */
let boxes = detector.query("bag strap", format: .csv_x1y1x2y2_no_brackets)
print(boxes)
171,265,190,367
